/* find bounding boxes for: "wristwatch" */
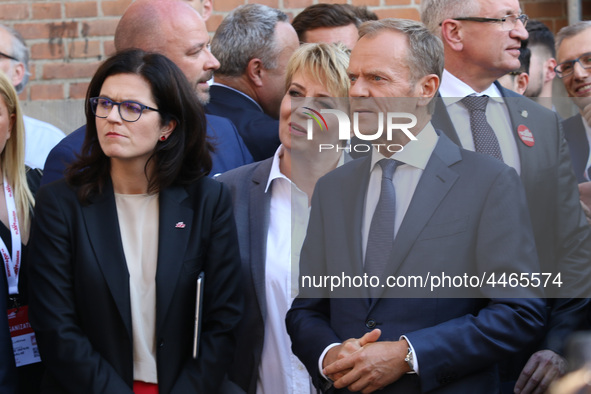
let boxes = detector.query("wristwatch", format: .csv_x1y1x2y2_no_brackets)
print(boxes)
404,347,414,371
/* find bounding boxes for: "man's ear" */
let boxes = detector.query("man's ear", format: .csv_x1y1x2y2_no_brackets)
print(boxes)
246,58,265,88
544,57,557,82
514,72,529,95
200,0,213,21
417,74,440,107
9,62,25,88
440,20,464,52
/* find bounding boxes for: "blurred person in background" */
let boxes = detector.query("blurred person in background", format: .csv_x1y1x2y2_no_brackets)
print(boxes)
292,4,361,50
0,24,64,170
0,70,43,394
183,0,213,20
497,40,531,95
208,4,299,161
524,20,557,110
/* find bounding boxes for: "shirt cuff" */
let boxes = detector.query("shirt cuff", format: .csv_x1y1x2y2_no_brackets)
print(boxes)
400,335,419,374
318,342,341,381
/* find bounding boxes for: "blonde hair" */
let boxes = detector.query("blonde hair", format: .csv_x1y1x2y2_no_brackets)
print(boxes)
0,71,34,232
285,42,350,97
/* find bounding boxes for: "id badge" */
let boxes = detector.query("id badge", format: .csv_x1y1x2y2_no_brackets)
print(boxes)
7,306,41,366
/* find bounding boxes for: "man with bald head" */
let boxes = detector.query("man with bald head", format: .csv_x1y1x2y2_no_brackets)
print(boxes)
41,0,252,185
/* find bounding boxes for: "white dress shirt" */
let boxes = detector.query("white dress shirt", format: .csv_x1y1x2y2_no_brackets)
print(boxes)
23,115,65,170
256,146,313,394
439,69,521,174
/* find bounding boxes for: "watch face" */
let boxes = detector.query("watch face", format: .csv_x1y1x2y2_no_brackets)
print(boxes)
405,348,413,370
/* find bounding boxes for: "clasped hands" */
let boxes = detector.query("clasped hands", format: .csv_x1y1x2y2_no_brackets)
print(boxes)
322,329,411,394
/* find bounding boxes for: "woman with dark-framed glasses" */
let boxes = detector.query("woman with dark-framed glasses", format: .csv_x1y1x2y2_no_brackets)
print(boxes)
27,49,242,394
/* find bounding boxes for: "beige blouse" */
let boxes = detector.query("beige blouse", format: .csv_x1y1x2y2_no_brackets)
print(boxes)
115,192,159,383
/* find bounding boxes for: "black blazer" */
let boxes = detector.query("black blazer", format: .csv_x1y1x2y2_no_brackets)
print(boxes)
27,176,243,393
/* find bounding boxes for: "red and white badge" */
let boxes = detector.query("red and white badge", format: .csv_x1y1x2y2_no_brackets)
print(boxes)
517,125,535,147
7,306,40,366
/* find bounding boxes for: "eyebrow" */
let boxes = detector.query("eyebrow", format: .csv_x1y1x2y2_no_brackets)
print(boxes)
290,82,331,97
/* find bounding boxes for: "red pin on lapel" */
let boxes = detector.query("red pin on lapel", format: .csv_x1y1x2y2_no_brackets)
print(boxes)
517,125,535,147
175,222,186,228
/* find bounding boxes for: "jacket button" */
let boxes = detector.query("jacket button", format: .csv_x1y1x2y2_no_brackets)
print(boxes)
158,339,165,348
365,319,376,329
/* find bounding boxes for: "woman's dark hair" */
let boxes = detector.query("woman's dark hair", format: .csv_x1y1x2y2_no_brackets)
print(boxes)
67,49,212,202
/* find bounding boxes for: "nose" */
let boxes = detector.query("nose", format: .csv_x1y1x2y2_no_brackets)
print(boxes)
204,47,220,71
510,20,528,41
573,60,590,79
106,104,122,123
349,78,369,98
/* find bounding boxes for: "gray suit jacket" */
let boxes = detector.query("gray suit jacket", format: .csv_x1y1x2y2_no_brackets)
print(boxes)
432,84,591,375
217,159,273,394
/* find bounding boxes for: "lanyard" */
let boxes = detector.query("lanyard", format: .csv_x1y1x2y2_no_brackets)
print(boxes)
1,174,21,295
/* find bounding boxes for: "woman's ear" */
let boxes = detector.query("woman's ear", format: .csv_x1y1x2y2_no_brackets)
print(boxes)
160,118,177,140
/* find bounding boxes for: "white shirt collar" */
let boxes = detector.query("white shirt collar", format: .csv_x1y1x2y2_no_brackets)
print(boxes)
264,145,347,193
439,69,504,106
265,145,288,193
370,122,439,171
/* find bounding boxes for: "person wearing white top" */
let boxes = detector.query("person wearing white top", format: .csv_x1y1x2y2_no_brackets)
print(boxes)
218,43,351,394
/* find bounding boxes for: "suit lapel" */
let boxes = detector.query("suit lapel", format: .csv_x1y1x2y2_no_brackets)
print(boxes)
433,95,462,146
370,136,461,304
155,185,193,333
496,84,542,191
81,181,132,338
249,160,273,321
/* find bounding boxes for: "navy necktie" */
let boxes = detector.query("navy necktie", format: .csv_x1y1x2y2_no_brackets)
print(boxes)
365,159,399,281
461,95,504,161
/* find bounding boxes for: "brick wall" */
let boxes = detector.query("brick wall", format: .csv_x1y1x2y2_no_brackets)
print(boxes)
0,0,589,133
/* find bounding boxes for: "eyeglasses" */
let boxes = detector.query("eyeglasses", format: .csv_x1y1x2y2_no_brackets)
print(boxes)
447,14,529,31
89,97,160,122
554,52,591,78
0,51,18,62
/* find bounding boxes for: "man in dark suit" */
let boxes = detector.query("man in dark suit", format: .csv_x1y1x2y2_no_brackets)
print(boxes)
286,19,545,394
421,1,591,393
41,0,252,185
207,4,299,161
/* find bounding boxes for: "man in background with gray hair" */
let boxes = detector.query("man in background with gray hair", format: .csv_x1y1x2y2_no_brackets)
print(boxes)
0,24,64,169
207,4,299,161
421,1,591,393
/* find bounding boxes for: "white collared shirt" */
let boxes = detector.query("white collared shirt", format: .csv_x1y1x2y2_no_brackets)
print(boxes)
362,123,439,260
439,69,521,174
257,146,314,394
